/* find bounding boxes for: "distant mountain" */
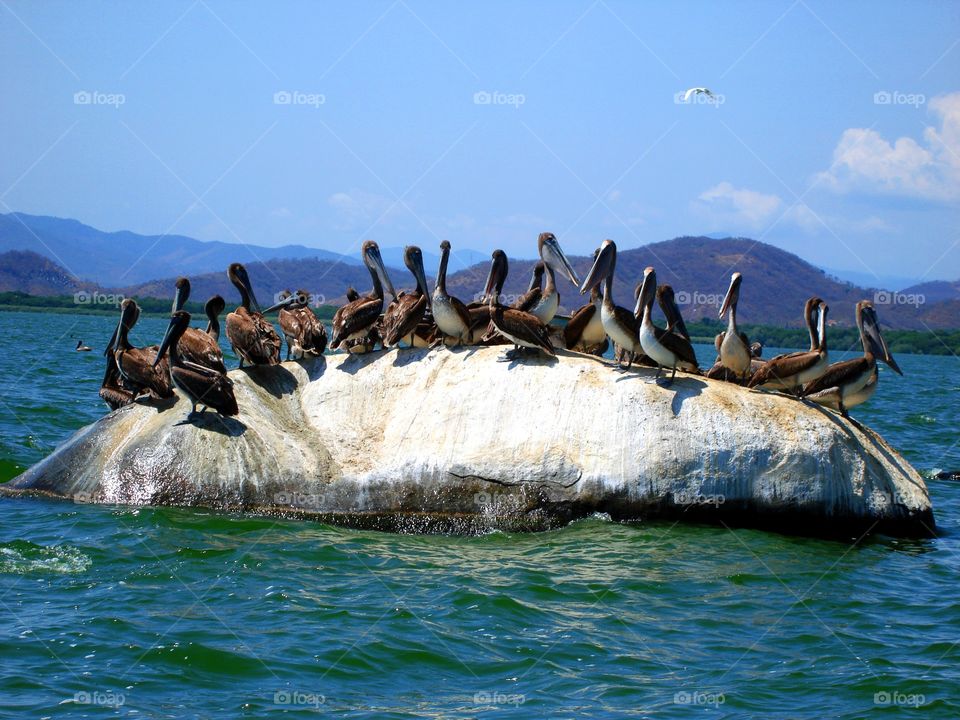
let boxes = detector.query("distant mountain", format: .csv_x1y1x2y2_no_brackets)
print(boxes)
0,213,491,286
379,245,490,276
0,213,356,285
822,267,919,294
899,279,960,304
0,250,91,295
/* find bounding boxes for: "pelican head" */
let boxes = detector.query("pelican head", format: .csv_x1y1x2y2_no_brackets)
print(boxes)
153,310,192,367
205,295,226,320
538,232,580,287
483,249,508,305
172,277,191,314
633,266,657,317
404,245,431,309
228,263,262,314
528,261,545,292
858,301,902,375
361,241,397,301
579,239,617,294
263,289,299,315
719,272,742,319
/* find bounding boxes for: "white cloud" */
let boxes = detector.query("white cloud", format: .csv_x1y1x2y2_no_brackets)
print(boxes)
694,181,783,230
816,91,960,201
327,190,401,230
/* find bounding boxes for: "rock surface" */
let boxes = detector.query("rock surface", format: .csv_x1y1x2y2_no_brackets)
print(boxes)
3,347,934,537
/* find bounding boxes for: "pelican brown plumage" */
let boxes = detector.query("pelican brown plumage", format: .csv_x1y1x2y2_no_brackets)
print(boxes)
705,273,752,382
225,263,282,367
382,246,432,347
154,311,239,420
483,250,555,359
564,251,607,355
431,240,480,346
109,299,173,400
801,301,902,416
330,241,397,351
171,278,228,374
265,289,328,359
509,232,580,324
748,298,829,392
635,267,700,383
98,350,135,410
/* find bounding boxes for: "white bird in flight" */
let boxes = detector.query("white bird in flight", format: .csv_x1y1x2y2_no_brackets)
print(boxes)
683,87,714,102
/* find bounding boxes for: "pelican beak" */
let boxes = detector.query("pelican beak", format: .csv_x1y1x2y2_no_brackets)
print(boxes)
263,294,298,314
413,255,432,311
153,316,177,368
719,274,740,319
634,268,655,317
104,323,119,357
543,236,580,287
580,242,613,294
172,285,185,315
862,305,903,376
240,273,263,315
367,245,397,301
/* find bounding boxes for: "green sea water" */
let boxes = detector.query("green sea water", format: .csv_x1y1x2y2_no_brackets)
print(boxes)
1,311,959,718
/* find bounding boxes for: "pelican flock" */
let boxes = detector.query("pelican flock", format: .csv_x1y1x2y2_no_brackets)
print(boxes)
96,234,904,422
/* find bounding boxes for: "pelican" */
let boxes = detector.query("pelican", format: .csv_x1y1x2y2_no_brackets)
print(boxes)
330,241,396,351
580,240,646,369
748,299,829,392
656,285,690,340
225,263,282,367
683,87,714,102
483,250,555,359
708,273,751,381
564,251,607,355
382,246,432,347
265,290,328,359
509,232,580,324
154,311,239,420
171,278,228,373
431,240,479,346
635,267,700,383
98,352,134,410
109,299,173,400
75,340,92,352
801,301,902,416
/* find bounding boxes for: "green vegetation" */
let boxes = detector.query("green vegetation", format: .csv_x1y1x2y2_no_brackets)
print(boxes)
0,292,339,322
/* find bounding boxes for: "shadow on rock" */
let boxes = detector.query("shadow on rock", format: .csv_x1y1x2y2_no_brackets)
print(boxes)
242,364,298,398
175,413,247,436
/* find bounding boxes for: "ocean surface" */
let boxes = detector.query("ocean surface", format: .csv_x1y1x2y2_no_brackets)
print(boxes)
0,310,958,718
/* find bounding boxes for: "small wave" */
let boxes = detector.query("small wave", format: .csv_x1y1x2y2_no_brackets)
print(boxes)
0,541,91,575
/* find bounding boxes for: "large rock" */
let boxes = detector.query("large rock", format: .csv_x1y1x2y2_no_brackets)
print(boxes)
2,347,934,537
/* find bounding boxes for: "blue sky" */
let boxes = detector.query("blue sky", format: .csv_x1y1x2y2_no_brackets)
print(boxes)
1,0,958,286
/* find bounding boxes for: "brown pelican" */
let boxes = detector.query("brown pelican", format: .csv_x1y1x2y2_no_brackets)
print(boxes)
76,340,92,352
509,232,580,324
656,285,691,341
517,262,545,302
431,240,478,345
171,278,228,373
331,241,397,351
580,240,646,369
635,267,700,382
748,298,829,392
708,273,751,381
98,352,134,410
801,301,902,416
109,299,174,400
225,263,282,367
382,246,432,347
563,254,607,355
265,289,328,359
154,311,239,419
483,250,555,359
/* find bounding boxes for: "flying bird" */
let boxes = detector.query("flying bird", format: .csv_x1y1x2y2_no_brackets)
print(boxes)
683,87,714,102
